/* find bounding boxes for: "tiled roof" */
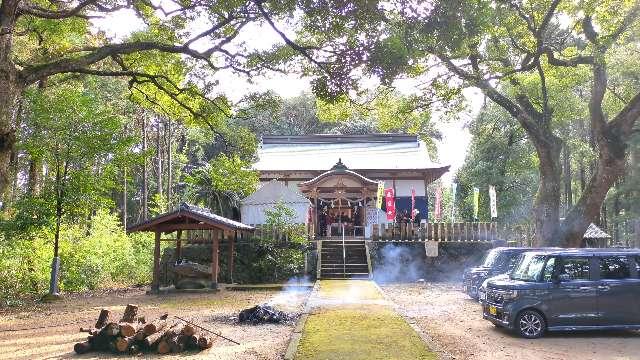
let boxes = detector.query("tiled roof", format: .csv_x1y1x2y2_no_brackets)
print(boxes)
254,134,447,171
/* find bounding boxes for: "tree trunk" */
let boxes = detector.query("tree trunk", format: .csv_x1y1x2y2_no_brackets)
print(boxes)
563,144,572,215
559,135,627,248
0,62,21,197
166,120,172,208
156,121,163,197
141,116,148,220
531,134,563,247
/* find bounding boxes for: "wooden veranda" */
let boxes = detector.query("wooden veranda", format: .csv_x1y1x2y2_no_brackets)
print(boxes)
127,203,254,293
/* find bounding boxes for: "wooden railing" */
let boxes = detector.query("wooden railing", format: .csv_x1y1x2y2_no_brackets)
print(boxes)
371,222,498,242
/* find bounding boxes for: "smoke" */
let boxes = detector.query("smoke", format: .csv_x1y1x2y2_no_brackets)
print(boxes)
373,244,426,283
267,275,312,307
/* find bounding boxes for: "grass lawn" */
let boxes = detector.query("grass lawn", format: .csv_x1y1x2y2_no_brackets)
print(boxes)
295,280,437,360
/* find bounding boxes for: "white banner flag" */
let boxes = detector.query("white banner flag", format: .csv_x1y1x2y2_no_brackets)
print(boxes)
489,186,498,218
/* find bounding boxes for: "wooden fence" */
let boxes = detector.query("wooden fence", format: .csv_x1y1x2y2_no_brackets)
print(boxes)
371,222,498,242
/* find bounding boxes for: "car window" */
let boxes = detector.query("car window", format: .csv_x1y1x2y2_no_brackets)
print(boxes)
542,257,557,282
506,254,523,272
511,254,546,281
600,256,631,280
559,257,590,281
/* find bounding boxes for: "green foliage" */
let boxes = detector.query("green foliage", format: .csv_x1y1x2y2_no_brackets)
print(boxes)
0,211,154,304
184,154,258,217
239,201,307,283
456,105,538,224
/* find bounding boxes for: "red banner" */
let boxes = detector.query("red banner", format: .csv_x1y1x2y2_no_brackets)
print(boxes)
384,188,396,221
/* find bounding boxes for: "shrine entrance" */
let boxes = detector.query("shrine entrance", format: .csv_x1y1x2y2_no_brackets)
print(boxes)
298,159,378,239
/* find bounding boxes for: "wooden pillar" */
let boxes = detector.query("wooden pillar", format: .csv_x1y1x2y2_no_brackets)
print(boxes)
175,230,182,260
211,230,219,288
229,231,236,284
152,231,161,292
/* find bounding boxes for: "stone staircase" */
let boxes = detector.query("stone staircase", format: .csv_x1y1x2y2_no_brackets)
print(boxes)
319,239,370,279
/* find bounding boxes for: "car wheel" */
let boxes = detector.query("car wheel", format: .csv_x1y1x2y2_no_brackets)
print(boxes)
516,310,546,339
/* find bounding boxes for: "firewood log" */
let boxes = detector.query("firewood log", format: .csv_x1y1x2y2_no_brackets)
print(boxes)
73,341,92,354
197,335,213,350
143,328,166,348
184,334,198,349
95,309,110,329
120,304,139,323
129,344,141,355
101,323,120,337
181,324,196,337
168,334,190,353
88,334,110,351
134,328,146,341
119,322,137,337
157,339,171,354
80,327,99,336
143,314,168,335
115,336,135,353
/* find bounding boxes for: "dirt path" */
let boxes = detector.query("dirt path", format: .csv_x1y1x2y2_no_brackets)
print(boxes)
295,280,436,360
0,287,310,360
381,282,640,360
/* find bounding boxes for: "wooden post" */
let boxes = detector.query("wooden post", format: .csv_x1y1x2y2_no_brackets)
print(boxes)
229,231,236,284
152,231,161,292
211,230,219,288
420,222,426,242
372,224,379,241
175,230,182,260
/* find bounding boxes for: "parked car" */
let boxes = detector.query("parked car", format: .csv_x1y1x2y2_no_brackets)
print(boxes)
481,248,640,338
463,247,556,300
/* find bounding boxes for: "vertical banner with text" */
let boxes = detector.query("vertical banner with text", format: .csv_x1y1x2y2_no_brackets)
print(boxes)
434,186,442,221
451,183,457,223
473,187,480,220
489,185,498,219
384,188,396,221
376,181,384,209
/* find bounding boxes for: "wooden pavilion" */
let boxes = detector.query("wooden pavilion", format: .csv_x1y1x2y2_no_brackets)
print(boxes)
127,203,254,293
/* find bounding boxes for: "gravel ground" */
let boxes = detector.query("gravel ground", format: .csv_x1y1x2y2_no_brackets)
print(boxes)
0,286,310,360
381,282,640,360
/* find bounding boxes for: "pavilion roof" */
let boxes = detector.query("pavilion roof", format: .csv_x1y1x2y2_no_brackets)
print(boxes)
127,203,254,233
583,223,611,239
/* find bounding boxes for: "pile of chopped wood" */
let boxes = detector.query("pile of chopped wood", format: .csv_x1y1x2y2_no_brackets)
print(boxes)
73,304,213,355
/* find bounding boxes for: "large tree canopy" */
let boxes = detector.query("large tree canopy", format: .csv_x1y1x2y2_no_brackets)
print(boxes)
0,0,307,195
275,0,640,247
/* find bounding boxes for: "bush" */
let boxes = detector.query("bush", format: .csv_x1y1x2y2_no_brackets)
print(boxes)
0,210,154,304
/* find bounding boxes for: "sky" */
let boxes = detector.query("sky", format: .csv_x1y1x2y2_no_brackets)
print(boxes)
92,8,483,184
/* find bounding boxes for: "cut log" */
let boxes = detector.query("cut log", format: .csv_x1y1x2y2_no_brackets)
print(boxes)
143,314,168,335
184,334,198,349
143,330,164,348
120,304,139,323
129,344,141,355
80,327,99,336
74,341,91,354
181,324,196,337
95,309,111,328
115,336,136,353
88,333,111,351
101,323,120,337
134,329,146,341
119,322,137,337
169,334,191,353
197,335,213,350
157,339,171,354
